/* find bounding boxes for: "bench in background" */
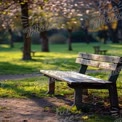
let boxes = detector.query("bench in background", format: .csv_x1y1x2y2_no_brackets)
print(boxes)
40,52,122,114
93,46,107,55
20,47,36,57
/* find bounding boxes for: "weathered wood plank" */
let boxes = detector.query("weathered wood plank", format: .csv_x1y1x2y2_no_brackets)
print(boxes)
78,52,121,63
76,58,117,70
40,70,111,84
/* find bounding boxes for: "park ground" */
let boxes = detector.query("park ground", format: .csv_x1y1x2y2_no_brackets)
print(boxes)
0,43,122,122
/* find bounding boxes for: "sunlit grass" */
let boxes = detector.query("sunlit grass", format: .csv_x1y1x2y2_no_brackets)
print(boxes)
0,43,77,74
0,42,122,121
0,42,122,74
85,115,115,122
0,42,122,99
0,76,73,98
0,76,47,98
0,42,122,95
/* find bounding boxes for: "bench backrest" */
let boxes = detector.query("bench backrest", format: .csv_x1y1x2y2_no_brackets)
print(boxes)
76,52,122,82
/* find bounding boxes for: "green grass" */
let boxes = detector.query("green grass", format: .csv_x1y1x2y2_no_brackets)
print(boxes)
0,42,122,121
0,42,122,75
0,76,73,98
0,42,122,98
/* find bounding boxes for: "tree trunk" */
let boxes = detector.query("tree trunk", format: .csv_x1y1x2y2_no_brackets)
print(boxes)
8,26,14,48
84,28,89,44
40,31,49,52
110,0,122,43
103,30,107,44
107,23,118,43
102,13,111,44
116,1,122,43
20,1,31,60
68,29,73,51
116,20,122,43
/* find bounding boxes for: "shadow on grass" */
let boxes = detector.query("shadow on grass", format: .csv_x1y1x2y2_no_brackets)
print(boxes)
31,57,78,70
0,62,35,75
0,55,78,75
0,81,59,108
55,94,73,106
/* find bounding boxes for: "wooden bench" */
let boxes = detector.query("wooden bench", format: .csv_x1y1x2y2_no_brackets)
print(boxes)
40,52,122,113
20,47,36,56
31,50,36,57
93,46,107,55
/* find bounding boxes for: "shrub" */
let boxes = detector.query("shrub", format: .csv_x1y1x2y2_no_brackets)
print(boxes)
49,34,67,44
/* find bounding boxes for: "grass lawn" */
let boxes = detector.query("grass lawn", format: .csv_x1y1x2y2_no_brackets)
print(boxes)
0,42,122,121
0,42,122,75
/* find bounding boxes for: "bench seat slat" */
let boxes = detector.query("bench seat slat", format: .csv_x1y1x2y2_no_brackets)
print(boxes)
78,52,121,63
40,70,111,84
76,58,117,70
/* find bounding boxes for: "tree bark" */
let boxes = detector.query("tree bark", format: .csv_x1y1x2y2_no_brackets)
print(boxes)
99,8,118,44
107,24,118,43
116,0,122,43
40,31,49,52
84,27,89,44
110,0,122,43
67,29,73,51
20,1,31,60
102,29,107,44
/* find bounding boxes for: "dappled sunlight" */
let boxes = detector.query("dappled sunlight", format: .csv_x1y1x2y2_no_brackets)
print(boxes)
108,44,122,48
0,62,35,75
0,77,48,98
0,43,122,75
108,50,122,56
36,52,76,59
0,52,22,61
0,0,122,120
0,44,9,48
0,76,73,98
0,43,80,75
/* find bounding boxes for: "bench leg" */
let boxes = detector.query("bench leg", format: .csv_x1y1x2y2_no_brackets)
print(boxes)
104,51,107,55
108,84,119,114
99,51,102,54
74,87,83,110
31,52,35,57
47,77,55,94
32,52,35,57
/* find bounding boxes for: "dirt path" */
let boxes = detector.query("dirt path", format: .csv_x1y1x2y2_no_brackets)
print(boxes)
0,73,41,81
0,97,69,122
0,74,69,122
0,70,109,81
0,97,121,122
